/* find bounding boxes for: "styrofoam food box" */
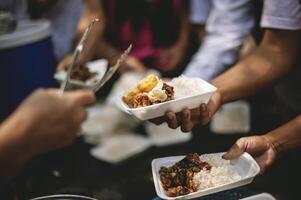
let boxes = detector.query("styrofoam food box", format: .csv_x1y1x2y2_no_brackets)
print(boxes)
145,122,192,146
121,78,217,120
241,193,276,200
54,59,108,88
152,152,260,200
90,133,152,164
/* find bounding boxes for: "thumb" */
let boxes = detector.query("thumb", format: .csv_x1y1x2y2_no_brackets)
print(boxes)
223,138,246,160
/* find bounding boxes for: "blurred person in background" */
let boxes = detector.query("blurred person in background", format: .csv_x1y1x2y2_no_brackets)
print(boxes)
58,0,190,76
0,89,95,183
0,0,83,61
154,0,301,174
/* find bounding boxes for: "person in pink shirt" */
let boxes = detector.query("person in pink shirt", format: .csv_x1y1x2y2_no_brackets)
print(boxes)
102,0,189,74
58,0,190,76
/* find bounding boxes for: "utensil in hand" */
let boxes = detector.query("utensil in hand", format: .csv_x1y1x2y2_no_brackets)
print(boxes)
90,44,132,92
59,18,132,95
60,18,99,95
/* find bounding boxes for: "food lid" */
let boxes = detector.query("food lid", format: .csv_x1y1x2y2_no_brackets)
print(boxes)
0,20,51,50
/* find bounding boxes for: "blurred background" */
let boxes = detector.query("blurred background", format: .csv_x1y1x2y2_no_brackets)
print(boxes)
0,0,300,199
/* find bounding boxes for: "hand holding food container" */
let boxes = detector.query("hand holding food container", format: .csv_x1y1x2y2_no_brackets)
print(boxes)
152,152,260,199
152,91,223,132
223,135,278,174
121,74,219,132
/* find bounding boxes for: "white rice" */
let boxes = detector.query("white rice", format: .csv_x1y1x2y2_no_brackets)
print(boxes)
170,76,206,99
193,154,241,190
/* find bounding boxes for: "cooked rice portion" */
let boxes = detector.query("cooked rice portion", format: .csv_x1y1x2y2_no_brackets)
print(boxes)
170,76,206,99
193,154,241,190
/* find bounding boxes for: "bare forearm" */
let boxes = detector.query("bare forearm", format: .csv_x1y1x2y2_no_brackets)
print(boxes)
97,41,122,65
76,0,104,61
266,115,301,156
175,7,189,49
0,112,33,182
211,29,300,103
212,46,292,102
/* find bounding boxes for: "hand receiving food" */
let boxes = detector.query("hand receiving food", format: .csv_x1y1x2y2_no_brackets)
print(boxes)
12,89,95,157
150,91,222,132
223,135,277,174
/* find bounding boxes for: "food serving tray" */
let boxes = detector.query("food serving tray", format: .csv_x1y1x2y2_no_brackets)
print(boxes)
121,78,217,120
241,193,276,200
54,59,108,88
152,152,260,200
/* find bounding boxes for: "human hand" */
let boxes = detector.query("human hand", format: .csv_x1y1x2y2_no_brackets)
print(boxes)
13,89,95,157
57,54,75,72
57,53,87,72
119,55,147,74
223,135,277,174
150,91,222,132
159,43,186,72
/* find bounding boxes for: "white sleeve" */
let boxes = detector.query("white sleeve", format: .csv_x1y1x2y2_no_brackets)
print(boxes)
184,0,254,80
261,0,301,30
189,0,211,25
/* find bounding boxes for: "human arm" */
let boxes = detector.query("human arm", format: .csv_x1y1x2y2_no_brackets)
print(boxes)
57,0,104,71
152,28,300,132
212,29,300,103
0,89,95,183
223,115,301,174
158,3,190,72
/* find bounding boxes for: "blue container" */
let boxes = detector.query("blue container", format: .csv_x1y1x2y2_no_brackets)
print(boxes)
0,20,58,121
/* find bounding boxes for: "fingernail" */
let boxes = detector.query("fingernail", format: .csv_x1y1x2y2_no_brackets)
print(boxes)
183,111,189,119
222,153,231,160
167,113,174,121
201,104,206,111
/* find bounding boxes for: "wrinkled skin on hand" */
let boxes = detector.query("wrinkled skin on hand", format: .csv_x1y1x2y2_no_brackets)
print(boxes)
223,135,277,174
14,89,96,156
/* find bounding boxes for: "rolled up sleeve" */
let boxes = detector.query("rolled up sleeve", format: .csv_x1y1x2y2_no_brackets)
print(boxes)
261,0,301,30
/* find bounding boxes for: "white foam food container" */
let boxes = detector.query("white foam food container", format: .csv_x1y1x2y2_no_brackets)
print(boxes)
152,152,260,200
146,122,192,147
121,78,217,120
54,59,108,88
241,193,276,200
90,133,152,164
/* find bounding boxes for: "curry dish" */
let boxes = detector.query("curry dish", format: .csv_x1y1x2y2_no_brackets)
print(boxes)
70,65,97,82
122,75,174,108
159,153,212,197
